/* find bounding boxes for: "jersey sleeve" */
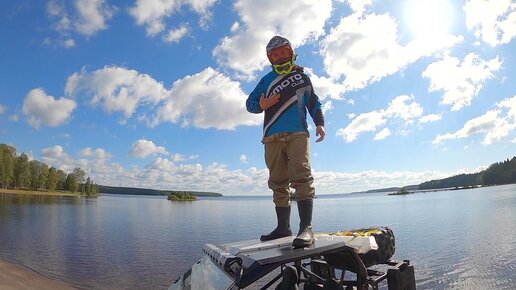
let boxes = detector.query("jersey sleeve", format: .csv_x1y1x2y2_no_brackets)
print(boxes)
306,77,324,127
246,79,265,114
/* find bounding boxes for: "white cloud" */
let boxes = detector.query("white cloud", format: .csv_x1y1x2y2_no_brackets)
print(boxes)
171,153,186,162
152,67,261,129
0,104,6,115
129,0,217,36
66,66,261,130
47,1,71,32
419,113,442,124
63,38,76,48
41,145,76,173
336,95,423,142
74,0,115,36
129,139,168,158
240,154,248,164
385,94,423,124
347,0,374,15
320,10,462,92
42,37,76,49
496,94,516,121
213,0,332,79
80,147,112,159
34,144,488,195
66,66,168,120
374,128,391,140
47,0,115,38
312,169,451,194
305,68,347,101
321,101,334,115
464,0,516,46
22,88,77,129
422,53,502,111
163,24,188,43
42,145,123,179
337,110,385,143
432,95,516,145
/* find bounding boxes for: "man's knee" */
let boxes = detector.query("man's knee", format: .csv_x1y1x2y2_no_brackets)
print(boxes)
273,188,291,207
291,177,315,201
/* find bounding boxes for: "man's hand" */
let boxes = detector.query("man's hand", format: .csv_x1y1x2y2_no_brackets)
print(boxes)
260,93,280,110
315,125,325,142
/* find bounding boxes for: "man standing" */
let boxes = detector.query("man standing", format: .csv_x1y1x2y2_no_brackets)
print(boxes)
246,36,325,247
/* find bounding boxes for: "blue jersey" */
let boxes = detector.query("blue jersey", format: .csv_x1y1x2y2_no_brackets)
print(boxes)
246,70,324,138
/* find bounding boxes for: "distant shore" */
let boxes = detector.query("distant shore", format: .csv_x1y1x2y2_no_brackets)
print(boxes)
0,188,80,196
0,257,76,289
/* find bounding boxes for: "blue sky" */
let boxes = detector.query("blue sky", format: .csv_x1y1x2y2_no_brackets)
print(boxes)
0,0,515,195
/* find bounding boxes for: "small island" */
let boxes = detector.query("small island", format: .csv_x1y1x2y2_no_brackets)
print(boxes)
167,191,197,201
388,187,413,196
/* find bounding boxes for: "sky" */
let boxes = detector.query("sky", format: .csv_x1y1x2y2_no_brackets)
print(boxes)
0,0,515,196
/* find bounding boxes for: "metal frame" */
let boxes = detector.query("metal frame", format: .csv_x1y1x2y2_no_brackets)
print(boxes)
202,236,415,290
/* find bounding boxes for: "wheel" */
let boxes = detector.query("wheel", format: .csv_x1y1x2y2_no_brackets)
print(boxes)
356,227,395,267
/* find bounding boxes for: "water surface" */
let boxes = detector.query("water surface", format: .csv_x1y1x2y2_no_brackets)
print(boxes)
0,185,515,289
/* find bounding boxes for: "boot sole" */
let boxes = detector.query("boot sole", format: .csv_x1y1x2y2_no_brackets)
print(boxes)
260,232,293,242
292,238,314,248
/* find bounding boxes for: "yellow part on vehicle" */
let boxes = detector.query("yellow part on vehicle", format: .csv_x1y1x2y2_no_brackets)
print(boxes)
332,229,382,237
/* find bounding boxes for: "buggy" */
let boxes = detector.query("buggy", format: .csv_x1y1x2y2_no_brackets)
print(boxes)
170,227,416,290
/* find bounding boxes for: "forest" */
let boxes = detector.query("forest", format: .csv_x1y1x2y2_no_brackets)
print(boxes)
0,144,99,196
419,156,516,190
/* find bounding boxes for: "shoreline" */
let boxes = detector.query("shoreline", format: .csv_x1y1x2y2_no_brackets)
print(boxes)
0,188,80,197
0,258,76,289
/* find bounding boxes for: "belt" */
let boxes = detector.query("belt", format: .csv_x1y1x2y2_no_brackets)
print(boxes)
262,132,309,143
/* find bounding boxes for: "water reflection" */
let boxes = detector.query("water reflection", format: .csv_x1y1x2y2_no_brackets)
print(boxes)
0,193,82,205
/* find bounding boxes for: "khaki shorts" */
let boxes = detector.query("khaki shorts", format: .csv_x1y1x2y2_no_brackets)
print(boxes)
264,132,315,207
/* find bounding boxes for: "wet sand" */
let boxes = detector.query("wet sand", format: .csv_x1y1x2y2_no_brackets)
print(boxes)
0,258,76,290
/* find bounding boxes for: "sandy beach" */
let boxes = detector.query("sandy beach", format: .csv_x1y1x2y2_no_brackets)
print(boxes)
0,258,76,290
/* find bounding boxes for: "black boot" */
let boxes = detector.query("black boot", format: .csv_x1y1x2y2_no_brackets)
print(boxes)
261,206,292,241
292,199,314,247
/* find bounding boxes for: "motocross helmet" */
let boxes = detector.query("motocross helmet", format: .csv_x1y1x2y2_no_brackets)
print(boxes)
266,36,297,74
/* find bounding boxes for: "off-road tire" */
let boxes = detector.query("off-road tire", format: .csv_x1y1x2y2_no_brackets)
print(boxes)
355,226,395,267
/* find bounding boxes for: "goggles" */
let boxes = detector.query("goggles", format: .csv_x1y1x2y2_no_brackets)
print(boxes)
272,59,295,74
267,45,294,64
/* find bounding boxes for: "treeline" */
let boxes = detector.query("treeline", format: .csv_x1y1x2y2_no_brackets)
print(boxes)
0,144,99,196
419,156,516,190
98,185,223,197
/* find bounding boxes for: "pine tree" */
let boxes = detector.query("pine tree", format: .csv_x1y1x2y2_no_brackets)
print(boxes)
66,173,78,192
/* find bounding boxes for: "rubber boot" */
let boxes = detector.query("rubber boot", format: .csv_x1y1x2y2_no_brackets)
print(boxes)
260,206,292,241
292,199,314,247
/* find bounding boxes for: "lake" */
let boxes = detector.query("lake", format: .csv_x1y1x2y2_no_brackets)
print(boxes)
0,184,515,289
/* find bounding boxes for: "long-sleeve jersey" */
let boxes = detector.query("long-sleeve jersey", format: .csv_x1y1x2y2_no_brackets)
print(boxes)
246,70,324,138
